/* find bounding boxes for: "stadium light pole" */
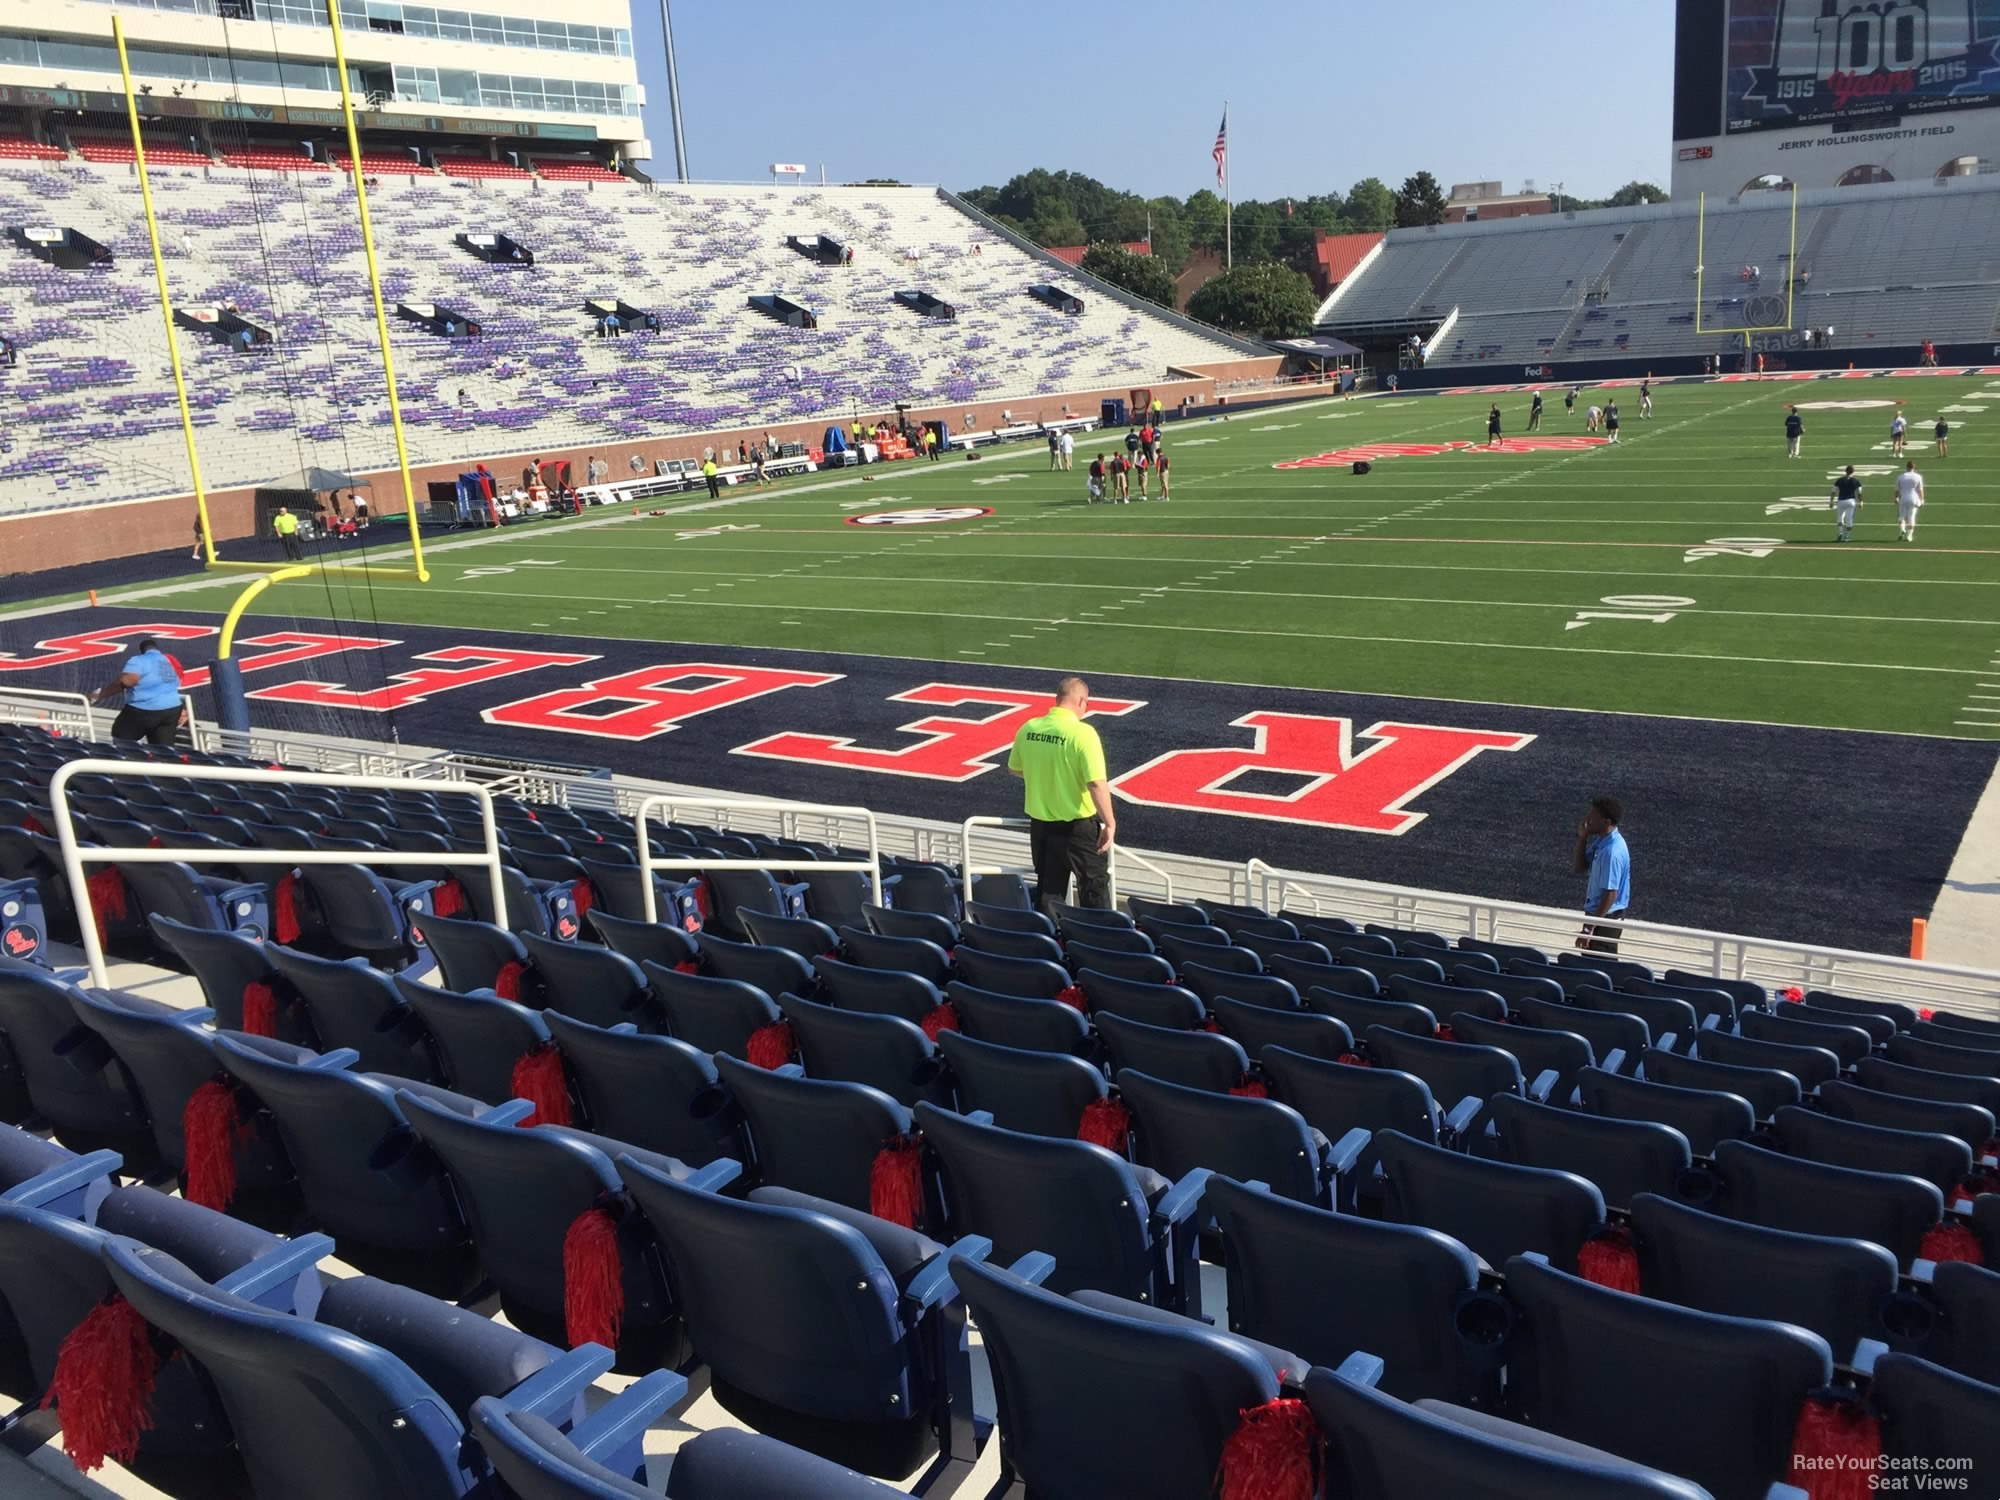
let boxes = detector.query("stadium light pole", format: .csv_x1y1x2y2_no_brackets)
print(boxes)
659,0,689,182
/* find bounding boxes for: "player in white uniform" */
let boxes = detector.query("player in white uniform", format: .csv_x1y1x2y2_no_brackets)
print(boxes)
1890,412,1907,455
1895,460,1925,541
1584,405,1602,433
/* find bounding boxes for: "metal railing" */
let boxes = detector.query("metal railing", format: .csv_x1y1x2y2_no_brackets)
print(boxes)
959,816,1175,908
632,795,884,924
49,759,508,989
0,688,207,751
1246,859,2000,1016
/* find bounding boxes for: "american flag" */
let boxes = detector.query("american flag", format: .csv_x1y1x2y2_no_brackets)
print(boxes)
1212,111,1227,188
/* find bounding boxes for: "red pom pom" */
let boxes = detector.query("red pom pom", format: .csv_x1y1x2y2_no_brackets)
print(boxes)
42,1296,158,1472
1337,1052,1372,1068
1920,1221,1983,1265
570,878,594,917
1789,1392,1879,1500
21,813,47,836
181,1077,249,1211
1055,984,1088,1013
1077,1096,1131,1155
430,879,466,918
746,1021,795,1070
493,961,528,1002
1577,1226,1642,1293
1229,1077,1269,1099
510,1042,571,1127
1782,986,1805,1004
85,867,129,947
869,1136,924,1228
1433,1023,1458,1043
1919,1008,1936,1022
920,1002,960,1041
674,960,699,975
562,1205,624,1350
1216,1396,1318,1500
273,870,302,945
239,981,277,1038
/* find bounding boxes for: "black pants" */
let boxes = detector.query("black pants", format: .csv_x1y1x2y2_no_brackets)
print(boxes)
111,703,182,747
705,475,720,498
1029,816,1110,911
1579,909,1628,954
280,532,303,561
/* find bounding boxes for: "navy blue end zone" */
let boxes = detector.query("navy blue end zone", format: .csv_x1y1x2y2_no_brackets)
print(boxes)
2,604,1991,957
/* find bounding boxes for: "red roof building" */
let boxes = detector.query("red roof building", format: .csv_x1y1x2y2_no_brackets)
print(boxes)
1045,241,1152,266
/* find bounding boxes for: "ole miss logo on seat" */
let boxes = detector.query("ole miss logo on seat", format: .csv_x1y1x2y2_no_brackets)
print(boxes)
1,924,41,960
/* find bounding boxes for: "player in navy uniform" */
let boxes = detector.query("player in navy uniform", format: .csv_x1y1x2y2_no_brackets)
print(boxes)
1604,400,1621,444
1527,390,1543,431
1487,404,1503,448
1829,465,1862,542
1564,386,1578,416
1785,405,1805,459
1934,416,1950,457
1639,378,1653,419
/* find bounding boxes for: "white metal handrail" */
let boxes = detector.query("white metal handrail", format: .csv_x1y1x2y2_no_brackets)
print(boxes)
632,794,884,924
1246,858,2000,1014
2,687,209,753
959,816,1174,908
48,759,508,989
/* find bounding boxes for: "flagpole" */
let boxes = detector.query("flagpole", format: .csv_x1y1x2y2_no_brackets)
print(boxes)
1223,99,1232,271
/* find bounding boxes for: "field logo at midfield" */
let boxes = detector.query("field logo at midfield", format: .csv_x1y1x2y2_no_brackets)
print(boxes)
845,506,992,526
1276,437,1606,469
1790,400,1898,411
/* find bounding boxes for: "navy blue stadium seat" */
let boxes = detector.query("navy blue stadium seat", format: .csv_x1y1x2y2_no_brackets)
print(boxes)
1710,1139,1943,1269
1117,1068,1327,1205
586,909,699,970
1073,968,1201,1027
944,980,1089,1055
1768,1104,1970,1195
1096,1010,1252,1094
1176,960,1298,1012
1575,984,1701,1052
1575,1066,1756,1157
539,1011,743,1166
836,926,952,987
644,961,780,1060
1815,1078,1994,1158
1342,949,1447,987
0,967,156,1163
811,952,945,1025
955,922,1063,964
1515,995,1647,1074
1365,1025,1529,1144
1305,986,1433,1039
1126,896,1209,928
411,911,537,1000
694,931,815,1001
1209,995,1353,1063
1063,941,1175,985
1389,974,1504,1024
1446,1011,1594,1105
265,944,441,1079
1621,975,1738,1030
1057,922,1151,957
950,945,1070,1000
467,1371,685,1500
1376,1128,1606,1274
522,931,665,1031
859,903,957,947
1854,1055,2000,1119
1645,1046,1806,1119
1888,1031,2000,1077
1869,1352,2000,1496
1489,1092,1691,1210
150,913,312,1045
658,1429,902,1499
394,974,561,1112
1662,969,1764,1014
1739,1007,1873,1068
966,899,1055,936
933,1030,1104,1140
712,1054,925,1224
738,906,841,960
777,994,951,1108
1928,1260,2000,1385
1507,957,1610,999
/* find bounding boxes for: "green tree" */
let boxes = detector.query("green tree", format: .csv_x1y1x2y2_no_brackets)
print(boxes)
1230,200,1283,263
1393,171,1448,227
1185,261,1318,338
1604,180,1670,207
1143,196,1192,275
1183,189,1227,252
1344,176,1395,231
1079,243,1178,310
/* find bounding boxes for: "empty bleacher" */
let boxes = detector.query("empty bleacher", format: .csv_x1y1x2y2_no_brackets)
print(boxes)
1324,178,2000,369
0,708,1994,1496
0,162,1249,517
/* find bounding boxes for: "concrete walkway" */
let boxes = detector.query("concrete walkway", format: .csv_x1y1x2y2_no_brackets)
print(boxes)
1929,751,2000,975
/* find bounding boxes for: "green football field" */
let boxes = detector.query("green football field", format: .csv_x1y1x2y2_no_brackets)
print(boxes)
199,372,2000,738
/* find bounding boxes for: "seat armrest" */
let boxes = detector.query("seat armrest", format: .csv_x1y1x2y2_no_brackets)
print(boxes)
687,1157,742,1194
608,1023,640,1036
902,1234,993,1313
1849,1338,1887,1376
1602,1048,1627,1075
502,1344,617,1423
1326,1128,1372,1177
566,1369,688,1461
774,1063,805,1079
1765,1486,1811,1500
1700,1012,1723,1031
1444,1095,1483,1137
1153,1167,1213,1228
481,1099,536,1128
304,1047,361,1071
1527,1069,1558,1104
1334,1352,1385,1389
964,1110,995,1127
1656,1031,1679,1054
1910,1258,1935,1284
216,1231,334,1304
1006,1251,1056,1286
1,1150,123,1214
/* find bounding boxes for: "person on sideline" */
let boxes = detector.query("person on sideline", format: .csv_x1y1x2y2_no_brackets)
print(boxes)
1584,404,1602,433
92,638,187,746
702,455,720,499
1048,428,1061,470
1784,405,1804,459
273,505,302,561
1639,378,1653,419
1604,400,1621,445
1895,460,1925,541
1008,676,1116,912
1060,429,1075,471
1829,465,1863,543
1564,386,1578,417
1573,795,1631,954
1156,450,1170,500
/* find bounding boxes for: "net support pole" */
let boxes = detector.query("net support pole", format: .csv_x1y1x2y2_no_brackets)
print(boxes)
112,16,217,567
326,0,429,582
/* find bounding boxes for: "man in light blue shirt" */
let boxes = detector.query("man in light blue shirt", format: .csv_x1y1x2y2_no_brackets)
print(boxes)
1573,795,1631,954
91,637,186,747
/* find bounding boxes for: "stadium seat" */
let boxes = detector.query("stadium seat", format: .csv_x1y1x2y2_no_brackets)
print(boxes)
1117,1068,1328,1205
1515,995,1648,1073
467,1371,686,1499
658,1428,903,1498
0,967,157,1163
1072,968,1200,1025
933,1030,1105,1140
860,904,957,947
1661,970,1765,1014
400,1091,734,1366
1474,967,1569,1012
950,945,1071,1000
1231,931,1333,969
1127,896,1209,928
264,945,441,1080
776,994,952,1107
1869,1353,2000,1495
811,953,947,1027
1644,1046,1806,1119
0,1125,119,1219
1768,1105,1971,1196
1815,1078,1994,1158
1927,1009,2000,1041
294,863,438,970
412,911,537,999
1710,1139,1945,1269
1447,1011,1595,1105
1057,923,1152,958
1096,1010,1253,1094
1494,1253,1834,1500
1488,1092,1692,1210
836,925,952,986
1176,961,1299,1012
1364,1025,1530,1143
737,907,841,960
1910,1018,2000,1052
523,931,665,1031
1622,975,1738,1030
1207,907,1298,942
104,1236,622,1500
1065,941,1176,985
1303,1363,1712,1500
1375,1128,1607,1274
586,909,700,970
1740,1007,1874,1068
966,899,1055,935
1888,1032,2000,1077
113,859,269,948
1388,974,1505,1024
537,1011,743,1166
1209,995,1353,1062
1305,986,1433,1038
945,979,1090,1054
948,1254,1291,1500
1258,1047,1439,1159
394,974,561,1113
1627,1191,1901,1367
1575,984,1702,1051
1854,1055,2000,1119
150,913,312,1044
643,961,781,1059
711,1055,927,1224
955,922,1063,964
1204,1174,1506,1405
1575,1066,1756,1156
1507,957,1610,999
915,1103,1200,1311
1927,1260,2000,1385
624,1165,981,1482
1793,1000,1895,1046
694,931,815,1000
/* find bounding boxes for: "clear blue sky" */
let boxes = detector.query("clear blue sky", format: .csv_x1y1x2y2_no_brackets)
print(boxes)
629,1,1675,201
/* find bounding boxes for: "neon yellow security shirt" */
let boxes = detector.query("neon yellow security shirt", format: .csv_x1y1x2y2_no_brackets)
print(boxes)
1009,706,1107,821
273,512,298,535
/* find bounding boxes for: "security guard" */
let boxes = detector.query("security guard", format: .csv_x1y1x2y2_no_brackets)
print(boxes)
272,505,302,561
1007,676,1116,911
702,456,720,499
